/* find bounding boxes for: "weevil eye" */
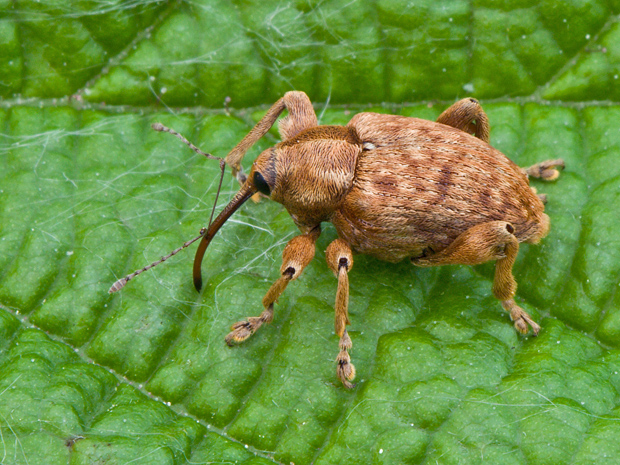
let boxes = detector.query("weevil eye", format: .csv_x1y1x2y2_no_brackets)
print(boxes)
253,171,271,196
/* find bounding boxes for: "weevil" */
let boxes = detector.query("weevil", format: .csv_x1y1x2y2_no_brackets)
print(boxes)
110,91,564,388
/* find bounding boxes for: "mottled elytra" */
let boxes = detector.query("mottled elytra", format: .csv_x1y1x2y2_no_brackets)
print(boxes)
110,92,564,388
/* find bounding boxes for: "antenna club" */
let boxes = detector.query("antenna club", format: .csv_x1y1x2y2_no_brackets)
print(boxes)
109,277,128,293
152,122,165,132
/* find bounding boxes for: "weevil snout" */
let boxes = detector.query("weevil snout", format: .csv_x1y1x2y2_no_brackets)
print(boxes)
192,149,280,291
192,178,257,291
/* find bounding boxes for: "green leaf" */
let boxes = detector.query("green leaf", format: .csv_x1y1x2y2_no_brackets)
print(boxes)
1,1,620,464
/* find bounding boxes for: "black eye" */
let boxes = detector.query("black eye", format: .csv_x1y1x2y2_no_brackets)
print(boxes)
253,171,271,196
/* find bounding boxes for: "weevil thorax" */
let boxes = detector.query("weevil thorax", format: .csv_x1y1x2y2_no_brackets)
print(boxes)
250,126,362,230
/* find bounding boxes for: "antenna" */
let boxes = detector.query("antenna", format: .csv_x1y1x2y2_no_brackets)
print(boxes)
109,228,207,293
108,123,227,293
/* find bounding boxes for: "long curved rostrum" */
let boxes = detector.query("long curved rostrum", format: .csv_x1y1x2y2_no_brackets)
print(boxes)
193,182,256,291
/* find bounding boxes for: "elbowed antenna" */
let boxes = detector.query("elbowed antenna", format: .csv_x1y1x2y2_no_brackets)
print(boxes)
193,182,256,291
109,122,229,294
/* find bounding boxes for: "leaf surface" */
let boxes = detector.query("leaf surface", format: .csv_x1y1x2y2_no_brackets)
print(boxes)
1,1,620,464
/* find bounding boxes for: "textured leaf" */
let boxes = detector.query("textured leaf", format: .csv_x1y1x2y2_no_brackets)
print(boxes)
1,1,620,464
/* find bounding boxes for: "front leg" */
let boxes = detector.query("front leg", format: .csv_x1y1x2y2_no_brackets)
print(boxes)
326,238,355,388
225,91,318,183
412,221,540,335
225,226,321,345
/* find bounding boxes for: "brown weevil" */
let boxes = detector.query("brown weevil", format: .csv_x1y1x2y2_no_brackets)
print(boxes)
110,91,564,388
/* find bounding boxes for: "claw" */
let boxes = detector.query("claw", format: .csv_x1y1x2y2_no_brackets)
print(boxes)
225,319,257,345
513,318,529,335
503,300,541,336
337,353,356,389
519,313,541,336
225,308,273,346
336,330,356,388
526,159,565,181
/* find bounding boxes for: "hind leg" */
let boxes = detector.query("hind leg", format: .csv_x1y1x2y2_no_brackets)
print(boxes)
437,98,490,143
412,221,540,335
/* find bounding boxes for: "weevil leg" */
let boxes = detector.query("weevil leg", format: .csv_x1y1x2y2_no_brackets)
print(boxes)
523,159,565,182
412,221,540,335
326,239,356,388
225,91,318,184
225,226,321,345
436,98,490,143
529,186,548,204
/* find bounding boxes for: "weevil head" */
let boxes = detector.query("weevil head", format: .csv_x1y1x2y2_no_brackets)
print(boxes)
249,125,362,229
193,125,361,290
